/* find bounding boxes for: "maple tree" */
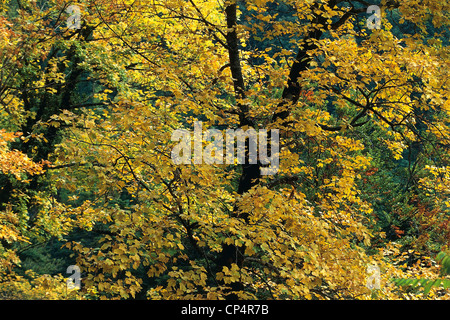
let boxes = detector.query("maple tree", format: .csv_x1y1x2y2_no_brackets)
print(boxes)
0,0,450,300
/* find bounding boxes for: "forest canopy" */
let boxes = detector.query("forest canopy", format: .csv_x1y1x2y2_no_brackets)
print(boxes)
0,0,450,300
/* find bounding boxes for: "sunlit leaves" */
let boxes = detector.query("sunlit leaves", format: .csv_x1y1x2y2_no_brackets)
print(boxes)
0,130,45,179
1,0,450,301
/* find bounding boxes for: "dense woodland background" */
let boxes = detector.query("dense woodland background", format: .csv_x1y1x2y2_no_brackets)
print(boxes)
0,0,450,299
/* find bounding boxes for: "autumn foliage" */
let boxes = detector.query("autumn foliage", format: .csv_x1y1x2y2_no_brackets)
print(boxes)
0,0,449,300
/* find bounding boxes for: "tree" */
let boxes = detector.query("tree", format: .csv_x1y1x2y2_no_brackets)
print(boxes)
1,0,449,300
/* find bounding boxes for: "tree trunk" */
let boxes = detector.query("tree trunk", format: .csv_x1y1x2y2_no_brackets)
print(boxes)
217,0,355,298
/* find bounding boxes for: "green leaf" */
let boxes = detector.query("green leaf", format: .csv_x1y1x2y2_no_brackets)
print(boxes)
423,279,439,295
